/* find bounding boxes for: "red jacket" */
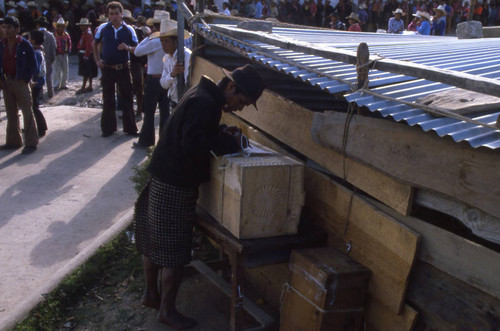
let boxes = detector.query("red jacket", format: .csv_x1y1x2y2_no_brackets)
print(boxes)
77,28,93,59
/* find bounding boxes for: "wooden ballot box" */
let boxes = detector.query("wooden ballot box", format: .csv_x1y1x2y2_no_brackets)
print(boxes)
280,247,371,331
198,142,304,239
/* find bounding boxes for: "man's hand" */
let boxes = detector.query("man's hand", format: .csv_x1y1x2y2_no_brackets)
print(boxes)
117,42,129,51
96,59,105,69
170,63,185,77
223,126,249,148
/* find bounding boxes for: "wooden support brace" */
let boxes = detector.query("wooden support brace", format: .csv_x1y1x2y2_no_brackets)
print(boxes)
356,43,369,90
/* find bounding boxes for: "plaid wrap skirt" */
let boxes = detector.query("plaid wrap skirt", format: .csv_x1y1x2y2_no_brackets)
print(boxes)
134,176,198,268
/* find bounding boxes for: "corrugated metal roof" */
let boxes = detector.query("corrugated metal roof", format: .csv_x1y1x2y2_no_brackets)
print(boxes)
195,23,500,149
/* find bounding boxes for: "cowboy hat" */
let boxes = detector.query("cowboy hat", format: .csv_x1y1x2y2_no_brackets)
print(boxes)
143,0,152,6
222,64,265,110
6,1,16,8
419,11,431,20
436,5,446,13
346,12,360,22
96,14,108,22
136,15,147,25
123,9,135,23
413,10,422,18
150,18,190,39
53,17,68,28
359,2,367,10
27,1,37,7
76,18,92,25
392,8,405,16
146,10,170,26
17,1,27,8
41,1,50,8
155,1,166,6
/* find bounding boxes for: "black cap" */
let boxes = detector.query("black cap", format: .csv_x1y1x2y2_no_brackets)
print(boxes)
222,64,265,110
36,16,49,26
4,16,20,28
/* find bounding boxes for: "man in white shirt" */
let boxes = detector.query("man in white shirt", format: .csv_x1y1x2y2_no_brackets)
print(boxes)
132,11,171,148
158,20,191,108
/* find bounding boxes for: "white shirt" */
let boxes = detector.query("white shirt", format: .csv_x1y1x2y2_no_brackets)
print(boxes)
134,37,165,75
160,47,192,103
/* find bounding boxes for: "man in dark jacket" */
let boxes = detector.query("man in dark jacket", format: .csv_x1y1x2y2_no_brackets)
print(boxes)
134,64,265,329
0,16,38,154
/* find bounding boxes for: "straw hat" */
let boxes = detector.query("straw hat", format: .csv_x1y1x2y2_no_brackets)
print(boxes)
97,14,108,22
76,18,92,25
53,17,68,28
123,9,135,23
346,13,360,22
155,1,166,7
146,10,170,26
392,8,405,16
436,5,446,13
419,11,431,20
150,18,190,39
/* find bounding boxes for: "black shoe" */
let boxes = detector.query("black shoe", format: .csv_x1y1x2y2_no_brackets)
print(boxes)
38,130,46,138
102,131,115,137
0,144,21,150
21,146,37,154
133,141,152,149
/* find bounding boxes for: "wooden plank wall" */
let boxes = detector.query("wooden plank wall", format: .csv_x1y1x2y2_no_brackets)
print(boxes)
191,56,414,216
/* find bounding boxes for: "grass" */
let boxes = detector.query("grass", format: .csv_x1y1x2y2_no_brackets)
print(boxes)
14,228,142,331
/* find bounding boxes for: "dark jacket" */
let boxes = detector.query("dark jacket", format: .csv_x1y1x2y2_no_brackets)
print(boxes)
148,76,240,188
0,36,37,83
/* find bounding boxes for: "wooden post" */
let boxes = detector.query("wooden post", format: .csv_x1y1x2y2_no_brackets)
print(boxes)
177,0,186,101
467,0,475,22
356,42,369,90
229,251,244,331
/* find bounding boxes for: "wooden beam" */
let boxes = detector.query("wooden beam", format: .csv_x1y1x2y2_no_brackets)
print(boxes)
365,296,418,331
370,197,500,300
191,56,414,216
206,25,500,98
303,167,420,314
407,260,500,331
311,110,500,221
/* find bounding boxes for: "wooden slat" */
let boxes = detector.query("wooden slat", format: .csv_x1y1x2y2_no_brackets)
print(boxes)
365,296,418,331
303,168,420,314
190,57,414,216
407,260,500,330
190,260,275,327
311,110,500,221
206,24,500,98
370,197,500,300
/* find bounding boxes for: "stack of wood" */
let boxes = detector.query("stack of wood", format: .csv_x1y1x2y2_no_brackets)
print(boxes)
192,57,500,330
281,248,370,331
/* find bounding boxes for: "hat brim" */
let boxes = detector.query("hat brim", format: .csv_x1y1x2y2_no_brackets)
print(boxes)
76,22,92,25
222,68,259,111
346,16,359,22
53,22,69,28
151,29,191,39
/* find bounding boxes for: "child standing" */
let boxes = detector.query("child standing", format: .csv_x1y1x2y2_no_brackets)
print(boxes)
76,18,98,94
29,29,48,137
52,18,71,91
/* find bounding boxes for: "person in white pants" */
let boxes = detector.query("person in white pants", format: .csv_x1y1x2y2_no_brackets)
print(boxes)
52,18,71,90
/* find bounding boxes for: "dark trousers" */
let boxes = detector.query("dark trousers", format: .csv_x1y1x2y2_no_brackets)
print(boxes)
101,66,138,135
32,85,47,135
137,75,170,146
130,61,144,115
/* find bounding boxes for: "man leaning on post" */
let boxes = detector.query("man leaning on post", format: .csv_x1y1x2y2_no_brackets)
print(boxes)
93,1,139,137
0,16,39,155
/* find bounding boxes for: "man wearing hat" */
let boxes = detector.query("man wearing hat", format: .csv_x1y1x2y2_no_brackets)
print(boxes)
52,18,71,90
93,1,138,137
431,5,446,36
346,12,362,31
388,8,405,33
329,12,346,30
417,11,431,35
36,16,57,98
132,12,171,148
134,64,265,329
0,17,39,154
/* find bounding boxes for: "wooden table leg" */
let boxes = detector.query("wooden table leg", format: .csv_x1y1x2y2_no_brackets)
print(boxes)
229,250,244,331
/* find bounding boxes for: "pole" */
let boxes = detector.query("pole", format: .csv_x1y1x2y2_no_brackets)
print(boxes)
177,0,186,100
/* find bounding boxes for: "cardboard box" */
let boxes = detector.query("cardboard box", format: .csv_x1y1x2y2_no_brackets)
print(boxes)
198,141,304,239
280,283,365,331
289,247,371,310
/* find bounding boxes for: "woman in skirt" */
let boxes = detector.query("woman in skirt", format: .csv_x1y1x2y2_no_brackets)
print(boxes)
76,18,98,94
134,63,265,329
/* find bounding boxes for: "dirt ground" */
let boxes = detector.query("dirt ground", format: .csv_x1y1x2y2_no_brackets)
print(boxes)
15,55,276,331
